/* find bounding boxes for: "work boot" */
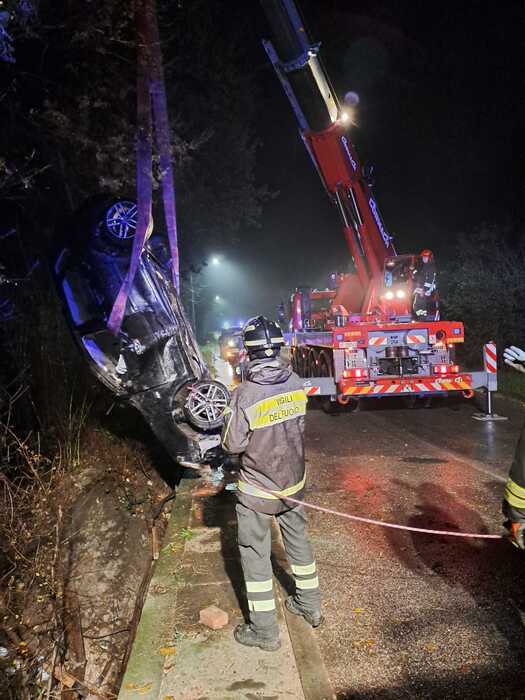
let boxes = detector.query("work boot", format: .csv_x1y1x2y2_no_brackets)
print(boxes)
234,623,281,652
285,596,323,628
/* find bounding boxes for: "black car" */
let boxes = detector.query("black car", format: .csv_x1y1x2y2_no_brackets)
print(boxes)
53,196,229,466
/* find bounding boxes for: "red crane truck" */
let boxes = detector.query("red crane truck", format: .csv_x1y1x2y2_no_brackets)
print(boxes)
260,0,475,408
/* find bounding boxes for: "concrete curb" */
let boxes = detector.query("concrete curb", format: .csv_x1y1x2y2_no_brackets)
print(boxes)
118,478,336,700
117,481,194,700
272,525,337,700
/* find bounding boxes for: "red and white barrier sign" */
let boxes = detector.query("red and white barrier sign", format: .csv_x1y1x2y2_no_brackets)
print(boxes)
407,334,426,344
305,386,321,396
369,336,388,346
483,342,497,373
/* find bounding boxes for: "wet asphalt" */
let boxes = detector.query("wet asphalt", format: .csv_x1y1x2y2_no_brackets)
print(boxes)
303,394,525,699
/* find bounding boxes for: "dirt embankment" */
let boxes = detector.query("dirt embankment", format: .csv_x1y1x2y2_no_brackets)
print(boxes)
1,411,175,699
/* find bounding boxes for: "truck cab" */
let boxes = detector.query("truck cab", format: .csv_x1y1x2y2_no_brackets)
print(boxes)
381,254,439,322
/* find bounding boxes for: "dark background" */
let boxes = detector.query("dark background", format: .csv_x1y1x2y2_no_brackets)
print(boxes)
203,0,524,328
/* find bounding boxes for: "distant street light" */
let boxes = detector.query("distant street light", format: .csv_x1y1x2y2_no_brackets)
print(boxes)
211,256,220,265
215,295,221,302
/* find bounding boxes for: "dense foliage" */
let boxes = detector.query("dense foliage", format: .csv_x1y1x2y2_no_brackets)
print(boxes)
0,0,266,248
441,225,525,366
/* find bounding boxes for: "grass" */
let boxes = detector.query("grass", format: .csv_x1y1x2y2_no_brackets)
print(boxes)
199,342,217,378
498,369,525,401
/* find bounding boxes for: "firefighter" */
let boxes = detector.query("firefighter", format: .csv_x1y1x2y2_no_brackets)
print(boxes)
222,315,321,651
412,249,437,319
503,345,525,547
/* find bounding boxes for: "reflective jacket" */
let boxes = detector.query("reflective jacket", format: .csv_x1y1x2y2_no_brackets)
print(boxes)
221,357,307,515
413,260,437,297
503,424,525,523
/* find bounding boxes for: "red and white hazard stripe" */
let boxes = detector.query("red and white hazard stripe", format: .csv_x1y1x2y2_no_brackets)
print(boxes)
305,386,321,396
483,342,497,373
369,336,388,346
343,376,472,396
407,334,426,344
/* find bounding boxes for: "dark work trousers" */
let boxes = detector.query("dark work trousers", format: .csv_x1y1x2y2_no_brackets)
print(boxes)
236,501,321,638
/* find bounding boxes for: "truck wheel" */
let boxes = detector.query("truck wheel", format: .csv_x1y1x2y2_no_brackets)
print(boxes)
290,348,298,373
321,399,339,414
319,354,333,377
335,395,359,412
298,350,308,377
183,380,230,430
303,351,314,378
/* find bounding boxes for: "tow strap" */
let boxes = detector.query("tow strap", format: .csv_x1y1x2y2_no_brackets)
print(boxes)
277,493,502,539
108,0,179,335
238,481,503,540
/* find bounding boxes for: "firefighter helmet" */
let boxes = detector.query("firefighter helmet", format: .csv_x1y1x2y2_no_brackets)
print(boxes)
243,316,285,358
420,249,433,261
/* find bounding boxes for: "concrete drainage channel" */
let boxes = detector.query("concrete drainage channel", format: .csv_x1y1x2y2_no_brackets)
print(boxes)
118,478,335,700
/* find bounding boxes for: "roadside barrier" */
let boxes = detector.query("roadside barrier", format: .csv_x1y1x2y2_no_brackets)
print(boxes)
473,341,507,421
484,342,497,374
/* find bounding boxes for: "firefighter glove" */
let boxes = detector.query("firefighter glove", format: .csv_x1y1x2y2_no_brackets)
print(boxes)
503,346,525,374
509,522,525,549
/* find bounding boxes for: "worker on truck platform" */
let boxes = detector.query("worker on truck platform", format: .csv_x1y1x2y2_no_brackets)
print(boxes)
221,315,322,651
503,344,525,547
412,248,438,319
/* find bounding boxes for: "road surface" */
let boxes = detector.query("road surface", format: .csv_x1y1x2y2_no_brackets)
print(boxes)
304,394,525,699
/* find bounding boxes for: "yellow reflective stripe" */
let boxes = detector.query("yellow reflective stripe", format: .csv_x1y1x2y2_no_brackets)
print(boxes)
221,407,233,445
237,474,306,500
245,390,307,430
507,478,525,498
246,579,273,593
245,339,267,346
505,478,525,508
505,492,525,509
295,576,319,590
291,562,316,576
505,489,525,509
248,599,276,612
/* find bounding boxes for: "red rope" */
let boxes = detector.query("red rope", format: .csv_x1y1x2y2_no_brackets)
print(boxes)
250,484,503,540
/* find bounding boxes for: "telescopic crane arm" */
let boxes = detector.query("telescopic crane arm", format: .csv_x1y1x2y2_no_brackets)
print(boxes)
260,0,397,312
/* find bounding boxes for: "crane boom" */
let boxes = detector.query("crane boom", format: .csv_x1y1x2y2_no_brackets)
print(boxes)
260,0,396,313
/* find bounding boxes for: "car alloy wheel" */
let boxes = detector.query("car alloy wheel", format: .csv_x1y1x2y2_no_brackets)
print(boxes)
183,380,230,430
104,200,138,244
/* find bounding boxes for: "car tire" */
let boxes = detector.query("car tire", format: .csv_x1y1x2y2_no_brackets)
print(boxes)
183,380,230,431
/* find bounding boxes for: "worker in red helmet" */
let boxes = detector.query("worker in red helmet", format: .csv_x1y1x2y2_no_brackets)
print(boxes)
221,315,322,652
412,249,438,319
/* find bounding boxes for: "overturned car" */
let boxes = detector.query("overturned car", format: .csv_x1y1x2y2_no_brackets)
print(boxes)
53,196,229,466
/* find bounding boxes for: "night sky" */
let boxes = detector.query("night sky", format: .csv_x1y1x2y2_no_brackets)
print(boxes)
202,0,524,329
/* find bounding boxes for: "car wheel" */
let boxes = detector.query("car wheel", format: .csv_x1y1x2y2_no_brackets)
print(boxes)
102,199,138,248
184,380,230,430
